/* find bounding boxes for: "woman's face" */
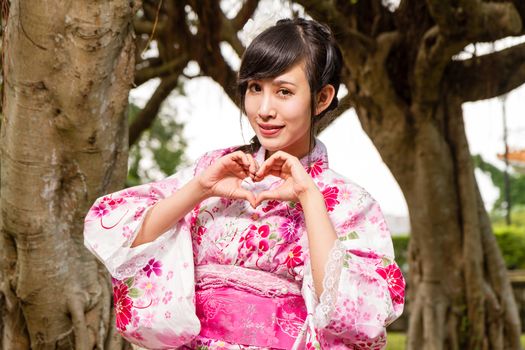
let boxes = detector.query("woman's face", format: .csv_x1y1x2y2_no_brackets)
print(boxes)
244,63,313,159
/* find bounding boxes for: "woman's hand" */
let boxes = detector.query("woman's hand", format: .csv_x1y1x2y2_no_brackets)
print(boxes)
197,151,259,208
253,151,319,207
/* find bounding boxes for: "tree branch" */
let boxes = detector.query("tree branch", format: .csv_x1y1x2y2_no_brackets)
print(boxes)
426,0,522,41
220,15,245,57
232,0,259,31
134,54,188,85
413,1,522,106
133,18,166,35
295,0,375,68
316,94,353,135
446,41,525,102
129,74,180,146
192,0,239,104
412,26,467,105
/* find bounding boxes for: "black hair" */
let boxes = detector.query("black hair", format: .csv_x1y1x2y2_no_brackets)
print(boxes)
237,18,343,156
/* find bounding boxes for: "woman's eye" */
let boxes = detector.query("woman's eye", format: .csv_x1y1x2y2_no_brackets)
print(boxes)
248,83,261,93
278,89,292,96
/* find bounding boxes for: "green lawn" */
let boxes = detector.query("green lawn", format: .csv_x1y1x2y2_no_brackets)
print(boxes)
386,332,525,349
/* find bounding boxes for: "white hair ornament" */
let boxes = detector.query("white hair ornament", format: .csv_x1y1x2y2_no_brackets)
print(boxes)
238,12,285,45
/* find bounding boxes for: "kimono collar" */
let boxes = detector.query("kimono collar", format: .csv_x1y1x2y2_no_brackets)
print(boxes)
254,138,329,173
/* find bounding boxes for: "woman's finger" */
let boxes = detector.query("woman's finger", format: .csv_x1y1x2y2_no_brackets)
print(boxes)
254,189,281,207
237,188,257,208
246,153,258,177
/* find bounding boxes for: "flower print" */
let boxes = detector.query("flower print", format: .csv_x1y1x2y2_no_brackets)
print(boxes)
155,329,196,347
101,196,124,208
284,246,303,268
113,283,133,331
349,249,381,260
306,341,321,350
293,186,339,213
262,200,280,213
133,206,145,221
339,186,352,202
213,340,227,348
136,277,158,299
129,330,145,341
131,309,140,328
147,188,161,200
91,202,110,218
241,224,271,255
220,197,234,208
306,159,324,178
250,212,260,221
376,263,405,305
278,212,304,242
342,210,366,231
142,311,155,328
121,188,139,197
165,311,171,319
166,271,174,280
122,225,132,240
143,258,162,277
162,291,173,304
322,186,340,212
194,225,207,245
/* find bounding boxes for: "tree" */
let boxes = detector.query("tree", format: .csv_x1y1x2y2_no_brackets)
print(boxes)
126,101,187,187
130,0,525,349
1,1,137,348
473,154,525,225
2,0,524,349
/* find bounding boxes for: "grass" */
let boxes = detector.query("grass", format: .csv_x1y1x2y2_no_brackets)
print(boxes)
386,332,525,349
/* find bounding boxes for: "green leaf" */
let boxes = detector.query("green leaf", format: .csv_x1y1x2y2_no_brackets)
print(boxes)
269,233,277,240
128,288,143,299
348,231,359,239
124,278,134,289
339,231,359,241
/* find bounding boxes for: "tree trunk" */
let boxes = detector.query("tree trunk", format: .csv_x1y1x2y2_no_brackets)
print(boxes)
357,93,522,349
1,1,136,348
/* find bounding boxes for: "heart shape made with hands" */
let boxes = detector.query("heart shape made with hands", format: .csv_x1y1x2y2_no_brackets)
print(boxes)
232,153,313,209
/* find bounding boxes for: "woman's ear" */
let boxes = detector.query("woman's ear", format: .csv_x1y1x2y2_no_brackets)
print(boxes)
314,84,336,116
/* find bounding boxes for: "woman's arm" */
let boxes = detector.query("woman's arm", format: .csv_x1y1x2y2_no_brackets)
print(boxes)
131,178,208,247
131,150,259,247
297,186,337,297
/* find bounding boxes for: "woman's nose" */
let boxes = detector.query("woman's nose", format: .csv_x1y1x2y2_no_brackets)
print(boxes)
257,93,276,119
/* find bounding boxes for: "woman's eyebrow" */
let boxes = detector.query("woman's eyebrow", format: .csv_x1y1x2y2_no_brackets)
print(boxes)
272,79,297,86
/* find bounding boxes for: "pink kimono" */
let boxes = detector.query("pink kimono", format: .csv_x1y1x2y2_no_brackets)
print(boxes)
84,140,405,349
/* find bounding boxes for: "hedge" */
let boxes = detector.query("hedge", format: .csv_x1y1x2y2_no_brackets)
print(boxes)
392,225,525,275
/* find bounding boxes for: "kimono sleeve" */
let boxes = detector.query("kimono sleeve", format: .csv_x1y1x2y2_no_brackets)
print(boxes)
301,184,405,349
83,164,196,280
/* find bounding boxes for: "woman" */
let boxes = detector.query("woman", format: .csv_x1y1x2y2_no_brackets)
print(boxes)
84,18,405,349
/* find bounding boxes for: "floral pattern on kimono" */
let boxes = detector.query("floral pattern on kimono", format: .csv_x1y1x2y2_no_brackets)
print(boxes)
84,139,405,349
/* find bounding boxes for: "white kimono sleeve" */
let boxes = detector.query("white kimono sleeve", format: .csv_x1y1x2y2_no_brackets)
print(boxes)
83,164,195,280
301,184,405,349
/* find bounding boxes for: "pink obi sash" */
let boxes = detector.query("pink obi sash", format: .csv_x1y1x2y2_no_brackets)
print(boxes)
195,264,307,349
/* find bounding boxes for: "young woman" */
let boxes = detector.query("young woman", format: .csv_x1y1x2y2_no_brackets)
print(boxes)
84,18,405,349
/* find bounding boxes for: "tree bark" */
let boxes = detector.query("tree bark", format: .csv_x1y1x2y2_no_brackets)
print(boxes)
294,1,524,348
1,1,136,348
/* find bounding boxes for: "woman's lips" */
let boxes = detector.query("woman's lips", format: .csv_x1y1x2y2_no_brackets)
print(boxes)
258,124,284,136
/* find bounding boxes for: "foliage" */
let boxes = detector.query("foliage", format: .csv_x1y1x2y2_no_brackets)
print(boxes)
493,225,525,270
472,154,525,219
392,235,409,276
126,101,188,187
386,334,525,349
386,332,406,350
393,224,525,274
